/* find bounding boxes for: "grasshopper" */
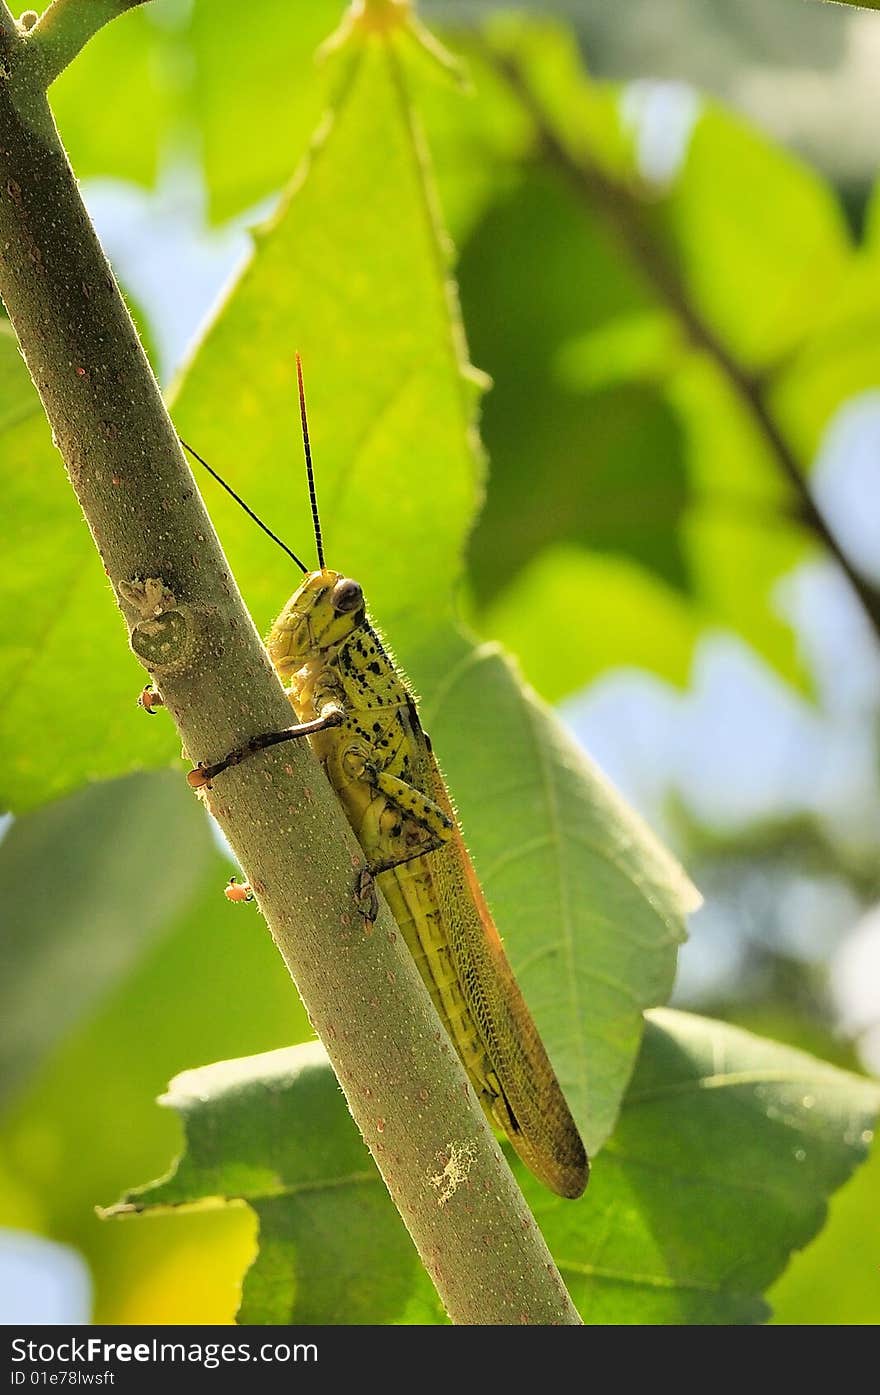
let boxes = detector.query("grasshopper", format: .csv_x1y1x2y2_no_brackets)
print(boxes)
172,357,588,1199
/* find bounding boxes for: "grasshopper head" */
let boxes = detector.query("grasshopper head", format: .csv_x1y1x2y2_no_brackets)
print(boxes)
267,569,366,677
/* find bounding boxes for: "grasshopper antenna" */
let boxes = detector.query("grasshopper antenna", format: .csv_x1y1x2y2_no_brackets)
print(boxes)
295,352,325,570
179,438,309,574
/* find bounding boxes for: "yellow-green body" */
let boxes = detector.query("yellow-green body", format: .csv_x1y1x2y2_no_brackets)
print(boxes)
268,569,588,1199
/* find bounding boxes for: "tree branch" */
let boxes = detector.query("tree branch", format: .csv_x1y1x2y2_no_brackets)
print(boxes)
493,52,880,642
25,0,150,87
0,41,581,1325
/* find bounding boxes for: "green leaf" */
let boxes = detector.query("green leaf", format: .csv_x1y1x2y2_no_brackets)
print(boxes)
556,310,686,393
667,359,808,689
119,1043,442,1325
535,1009,879,1322
0,771,214,1106
0,325,178,811
169,41,477,645
708,1006,880,1325
115,1011,879,1324
184,0,347,224
477,14,636,182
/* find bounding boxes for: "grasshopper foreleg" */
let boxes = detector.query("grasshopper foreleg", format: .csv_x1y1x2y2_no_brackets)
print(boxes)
187,703,344,788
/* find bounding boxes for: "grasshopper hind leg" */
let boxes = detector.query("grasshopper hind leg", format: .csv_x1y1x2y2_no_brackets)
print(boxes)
354,822,447,930
343,754,455,928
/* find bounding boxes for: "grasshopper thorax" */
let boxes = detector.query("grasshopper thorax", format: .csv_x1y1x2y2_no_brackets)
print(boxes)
267,568,366,678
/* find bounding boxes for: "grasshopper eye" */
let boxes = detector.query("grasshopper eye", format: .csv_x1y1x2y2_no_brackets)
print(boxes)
331,577,363,614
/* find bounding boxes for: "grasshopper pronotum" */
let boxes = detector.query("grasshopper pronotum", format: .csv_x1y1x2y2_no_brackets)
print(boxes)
172,357,588,1199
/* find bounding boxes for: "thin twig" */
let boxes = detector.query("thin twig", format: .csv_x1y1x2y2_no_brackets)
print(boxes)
492,51,880,640
25,0,149,86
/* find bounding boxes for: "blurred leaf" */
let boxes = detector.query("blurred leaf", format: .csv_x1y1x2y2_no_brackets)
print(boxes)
0,774,312,1323
769,1124,880,1324
670,359,807,687
115,1010,880,1324
0,325,178,810
448,37,846,690
771,242,880,469
478,14,636,181
45,2,173,189
556,310,686,392
866,173,880,245
407,26,535,245
707,1005,880,1325
32,0,346,218
0,772,214,1105
185,0,346,223
664,104,852,369
455,169,806,689
457,167,691,606
683,504,807,684
478,545,701,699
170,34,695,1157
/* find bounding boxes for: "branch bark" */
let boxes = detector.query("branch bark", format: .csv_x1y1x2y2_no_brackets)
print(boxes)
0,5,581,1326
492,51,880,642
